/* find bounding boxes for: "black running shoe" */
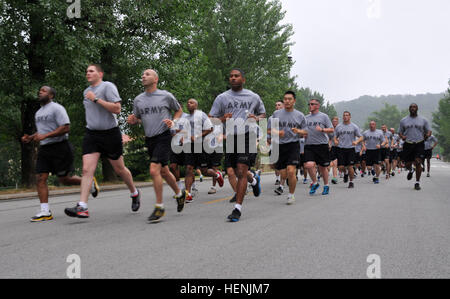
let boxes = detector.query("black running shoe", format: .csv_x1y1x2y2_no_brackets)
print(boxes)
407,170,414,181
274,186,284,195
251,174,261,197
348,182,354,188
174,190,186,213
64,204,89,218
148,206,165,223
414,183,421,190
131,189,141,212
229,194,237,203
227,208,241,222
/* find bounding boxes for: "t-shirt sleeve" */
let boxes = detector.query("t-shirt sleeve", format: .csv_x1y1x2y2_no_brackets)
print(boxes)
324,115,332,128
168,93,181,112
202,112,213,130
105,82,121,103
55,105,70,126
133,97,141,119
209,96,224,118
255,96,266,115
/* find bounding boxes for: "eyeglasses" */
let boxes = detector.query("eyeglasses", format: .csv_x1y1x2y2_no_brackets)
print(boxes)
308,103,319,106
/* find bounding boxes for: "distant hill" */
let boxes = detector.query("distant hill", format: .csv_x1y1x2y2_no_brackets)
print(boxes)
334,93,444,128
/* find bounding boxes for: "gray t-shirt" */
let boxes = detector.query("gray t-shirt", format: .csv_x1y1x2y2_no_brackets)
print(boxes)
209,88,266,135
398,115,431,143
133,89,181,138
268,109,306,144
182,110,213,143
382,130,393,149
334,122,361,149
304,112,333,145
424,135,438,150
363,129,385,150
35,101,70,146
83,81,121,130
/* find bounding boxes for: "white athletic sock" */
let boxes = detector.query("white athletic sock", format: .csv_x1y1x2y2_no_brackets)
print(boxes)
78,202,88,209
251,178,257,186
156,203,164,209
41,203,49,212
131,189,139,197
175,191,182,197
234,204,242,211
276,175,280,180
416,181,420,184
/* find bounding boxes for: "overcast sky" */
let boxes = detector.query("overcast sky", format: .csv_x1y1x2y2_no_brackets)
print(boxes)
279,0,450,103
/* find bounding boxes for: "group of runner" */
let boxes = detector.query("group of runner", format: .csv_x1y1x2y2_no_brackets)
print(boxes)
23,65,437,223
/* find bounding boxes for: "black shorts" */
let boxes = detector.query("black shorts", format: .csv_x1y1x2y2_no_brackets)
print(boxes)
329,146,338,161
304,144,330,167
82,127,123,160
337,148,356,166
424,149,432,159
275,142,301,170
184,143,209,168
145,130,172,166
354,151,363,164
380,148,390,161
36,140,74,177
169,150,185,166
389,149,398,162
402,141,425,162
208,151,223,168
366,149,381,166
224,133,257,169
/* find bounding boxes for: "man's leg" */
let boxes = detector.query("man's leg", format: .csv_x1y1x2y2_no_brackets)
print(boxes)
109,156,137,194
36,173,49,204
150,163,164,205
80,153,101,204
286,165,297,194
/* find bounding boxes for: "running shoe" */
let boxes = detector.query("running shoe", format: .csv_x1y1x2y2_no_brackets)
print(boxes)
91,177,100,198
174,190,186,212
229,193,237,203
131,189,141,212
348,182,354,189
287,194,295,205
185,193,193,203
30,210,53,222
373,177,380,184
64,204,89,218
148,206,165,223
227,208,241,222
303,178,308,184
331,178,338,184
199,175,203,182
322,186,329,195
309,183,320,195
216,171,224,187
274,186,284,195
252,174,261,197
371,169,375,176
407,169,414,181
426,173,430,178
208,187,217,194
343,174,349,183
414,183,421,190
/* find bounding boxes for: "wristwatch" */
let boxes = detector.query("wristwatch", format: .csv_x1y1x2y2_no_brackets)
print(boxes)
94,98,99,103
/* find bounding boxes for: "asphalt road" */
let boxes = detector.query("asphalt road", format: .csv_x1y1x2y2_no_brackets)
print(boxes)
1,160,449,279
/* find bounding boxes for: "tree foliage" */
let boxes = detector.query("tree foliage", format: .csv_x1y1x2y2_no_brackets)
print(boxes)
432,89,450,160
0,0,333,187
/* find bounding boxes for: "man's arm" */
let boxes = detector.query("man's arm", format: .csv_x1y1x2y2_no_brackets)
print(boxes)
32,124,70,142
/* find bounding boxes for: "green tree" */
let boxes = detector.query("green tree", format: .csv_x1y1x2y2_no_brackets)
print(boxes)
432,89,450,160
